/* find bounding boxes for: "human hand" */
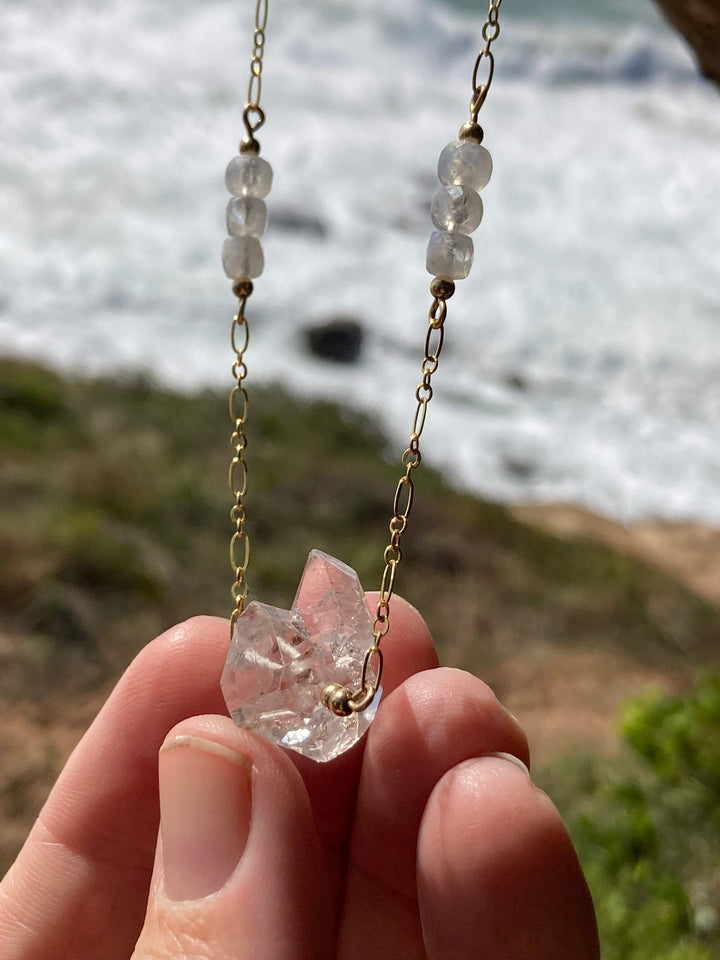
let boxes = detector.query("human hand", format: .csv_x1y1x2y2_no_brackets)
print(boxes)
0,600,600,959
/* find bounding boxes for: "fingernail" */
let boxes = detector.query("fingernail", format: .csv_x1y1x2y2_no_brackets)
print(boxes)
483,751,531,778
159,735,252,901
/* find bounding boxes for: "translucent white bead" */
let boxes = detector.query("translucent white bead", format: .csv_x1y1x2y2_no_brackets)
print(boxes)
426,230,474,279
225,155,273,199
437,139,492,192
430,185,483,235
222,237,264,279
226,197,267,237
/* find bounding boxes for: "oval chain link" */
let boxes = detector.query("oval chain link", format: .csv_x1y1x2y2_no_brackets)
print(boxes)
470,0,502,120
247,0,268,108
229,294,251,634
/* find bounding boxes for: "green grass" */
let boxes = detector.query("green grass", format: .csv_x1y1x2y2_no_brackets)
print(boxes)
538,673,720,959
1,357,718,692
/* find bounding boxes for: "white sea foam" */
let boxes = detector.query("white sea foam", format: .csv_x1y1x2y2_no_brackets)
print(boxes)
1,0,719,523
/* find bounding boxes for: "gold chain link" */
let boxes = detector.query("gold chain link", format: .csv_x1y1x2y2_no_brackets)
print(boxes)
321,279,455,717
470,0,502,120
241,0,269,152
247,0,268,107
361,280,453,701
228,283,253,634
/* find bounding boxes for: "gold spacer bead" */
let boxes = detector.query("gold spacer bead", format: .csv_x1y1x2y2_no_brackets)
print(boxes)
239,136,260,155
232,278,254,298
458,121,484,144
322,682,354,717
430,276,456,300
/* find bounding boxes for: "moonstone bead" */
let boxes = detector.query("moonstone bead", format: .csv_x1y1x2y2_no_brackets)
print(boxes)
430,185,483,235
426,230,474,279
226,197,267,237
225,154,273,199
438,139,492,192
222,236,264,279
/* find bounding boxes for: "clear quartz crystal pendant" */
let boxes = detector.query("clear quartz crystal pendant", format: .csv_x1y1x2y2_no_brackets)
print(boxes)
221,550,380,762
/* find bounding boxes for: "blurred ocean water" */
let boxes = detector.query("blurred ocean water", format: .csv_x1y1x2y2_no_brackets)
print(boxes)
1,0,719,522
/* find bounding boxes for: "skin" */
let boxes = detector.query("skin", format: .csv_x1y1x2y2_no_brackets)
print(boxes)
0,597,600,960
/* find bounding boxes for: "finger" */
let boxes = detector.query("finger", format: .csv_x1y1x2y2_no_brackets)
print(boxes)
0,615,230,960
291,593,439,850
287,594,439,945
418,756,600,960
133,714,331,960
338,667,530,960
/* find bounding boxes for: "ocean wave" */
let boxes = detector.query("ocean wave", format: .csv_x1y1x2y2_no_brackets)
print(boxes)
1,0,718,523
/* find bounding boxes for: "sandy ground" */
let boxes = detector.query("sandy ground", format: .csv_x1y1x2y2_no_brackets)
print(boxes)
512,505,720,606
505,505,720,764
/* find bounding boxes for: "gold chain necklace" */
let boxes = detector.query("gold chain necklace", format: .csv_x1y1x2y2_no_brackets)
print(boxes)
221,0,503,763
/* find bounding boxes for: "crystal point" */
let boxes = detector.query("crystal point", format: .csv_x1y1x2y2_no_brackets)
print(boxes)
221,551,380,762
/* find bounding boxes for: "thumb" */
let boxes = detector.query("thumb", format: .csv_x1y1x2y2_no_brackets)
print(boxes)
132,715,329,960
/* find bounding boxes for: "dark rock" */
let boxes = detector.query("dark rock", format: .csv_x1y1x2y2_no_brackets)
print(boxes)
652,0,720,87
305,318,364,364
271,206,327,238
505,373,528,392
503,456,535,480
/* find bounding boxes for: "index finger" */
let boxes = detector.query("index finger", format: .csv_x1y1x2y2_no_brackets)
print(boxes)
0,615,230,960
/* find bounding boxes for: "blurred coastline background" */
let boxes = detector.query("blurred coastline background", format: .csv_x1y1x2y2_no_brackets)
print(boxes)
1,0,720,956
2,0,719,521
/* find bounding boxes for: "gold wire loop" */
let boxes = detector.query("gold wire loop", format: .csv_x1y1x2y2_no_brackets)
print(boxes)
384,544,402,565
231,580,249,604
411,399,428,438
402,446,422,469
482,19,500,43
392,475,414,520
229,457,249,498
243,103,266,136
360,645,383,692
229,385,249,425
333,644,383,713
255,0,269,33
231,316,249,355
415,381,433,403
230,530,251,574
471,50,495,118
428,297,447,328
424,321,445,364
232,359,248,380
378,561,398,604
347,685,377,713
230,502,247,524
